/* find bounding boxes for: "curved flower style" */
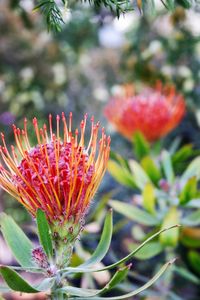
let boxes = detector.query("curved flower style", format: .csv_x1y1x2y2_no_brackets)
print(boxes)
104,83,185,142
0,113,110,224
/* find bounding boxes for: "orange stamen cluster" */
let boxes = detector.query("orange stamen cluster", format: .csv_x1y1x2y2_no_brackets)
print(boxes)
0,113,110,223
104,83,186,142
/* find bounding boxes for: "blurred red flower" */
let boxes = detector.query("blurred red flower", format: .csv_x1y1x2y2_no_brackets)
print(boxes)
0,113,110,224
104,83,185,142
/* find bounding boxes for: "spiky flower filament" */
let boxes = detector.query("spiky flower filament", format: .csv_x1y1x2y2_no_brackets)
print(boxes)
0,113,110,224
104,82,186,142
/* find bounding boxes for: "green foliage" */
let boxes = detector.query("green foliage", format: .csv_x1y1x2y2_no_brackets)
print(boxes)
142,183,156,214
0,213,34,268
160,207,180,247
0,266,39,293
78,210,113,268
179,177,198,205
36,209,53,259
107,160,136,188
128,241,163,259
188,251,200,275
132,131,150,160
13,0,198,32
141,156,161,184
0,212,176,298
108,143,200,277
109,200,160,225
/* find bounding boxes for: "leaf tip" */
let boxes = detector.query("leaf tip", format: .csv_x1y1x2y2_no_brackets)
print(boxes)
168,257,177,265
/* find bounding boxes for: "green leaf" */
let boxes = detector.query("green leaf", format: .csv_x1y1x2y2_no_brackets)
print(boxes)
128,241,163,260
57,286,99,297
78,210,113,268
62,225,178,274
0,266,38,293
176,0,192,9
0,213,34,267
129,160,151,190
165,0,175,10
181,210,200,227
188,251,200,275
141,156,161,184
109,200,159,226
180,177,197,205
107,160,136,189
0,266,55,293
161,151,175,184
101,264,131,293
172,144,193,165
160,207,180,247
58,265,130,297
36,209,53,259
181,234,200,248
67,259,175,300
173,265,200,284
142,183,156,215
132,131,150,160
181,157,200,181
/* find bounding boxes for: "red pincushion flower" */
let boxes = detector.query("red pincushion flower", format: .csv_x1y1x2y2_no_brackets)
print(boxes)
0,113,110,223
104,83,185,142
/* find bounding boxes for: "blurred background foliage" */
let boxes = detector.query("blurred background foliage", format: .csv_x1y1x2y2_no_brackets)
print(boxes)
0,0,200,299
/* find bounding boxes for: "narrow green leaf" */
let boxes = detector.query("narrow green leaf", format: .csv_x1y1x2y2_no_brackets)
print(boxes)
128,241,163,260
165,0,175,10
129,160,151,190
61,225,178,274
141,156,161,184
180,177,197,205
132,131,150,160
0,213,34,267
36,209,53,259
161,151,175,185
68,260,175,300
188,251,200,275
181,210,200,227
0,266,55,293
181,157,200,181
176,0,192,9
173,265,200,284
172,144,193,165
109,200,159,226
78,210,113,268
107,160,136,189
142,183,156,215
36,277,55,291
58,265,130,297
101,264,131,293
181,234,200,248
0,266,38,293
57,286,99,297
160,207,180,247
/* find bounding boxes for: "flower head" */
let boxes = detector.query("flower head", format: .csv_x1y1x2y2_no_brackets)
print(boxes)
0,113,110,224
104,83,185,142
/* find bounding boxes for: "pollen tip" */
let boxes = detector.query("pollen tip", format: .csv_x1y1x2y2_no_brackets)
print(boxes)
33,117,38,126
56,115,60,121
80,120,84,128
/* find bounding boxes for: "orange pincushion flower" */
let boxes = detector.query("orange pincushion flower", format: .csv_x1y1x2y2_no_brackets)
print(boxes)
0,113,110,223
104,83,185,142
